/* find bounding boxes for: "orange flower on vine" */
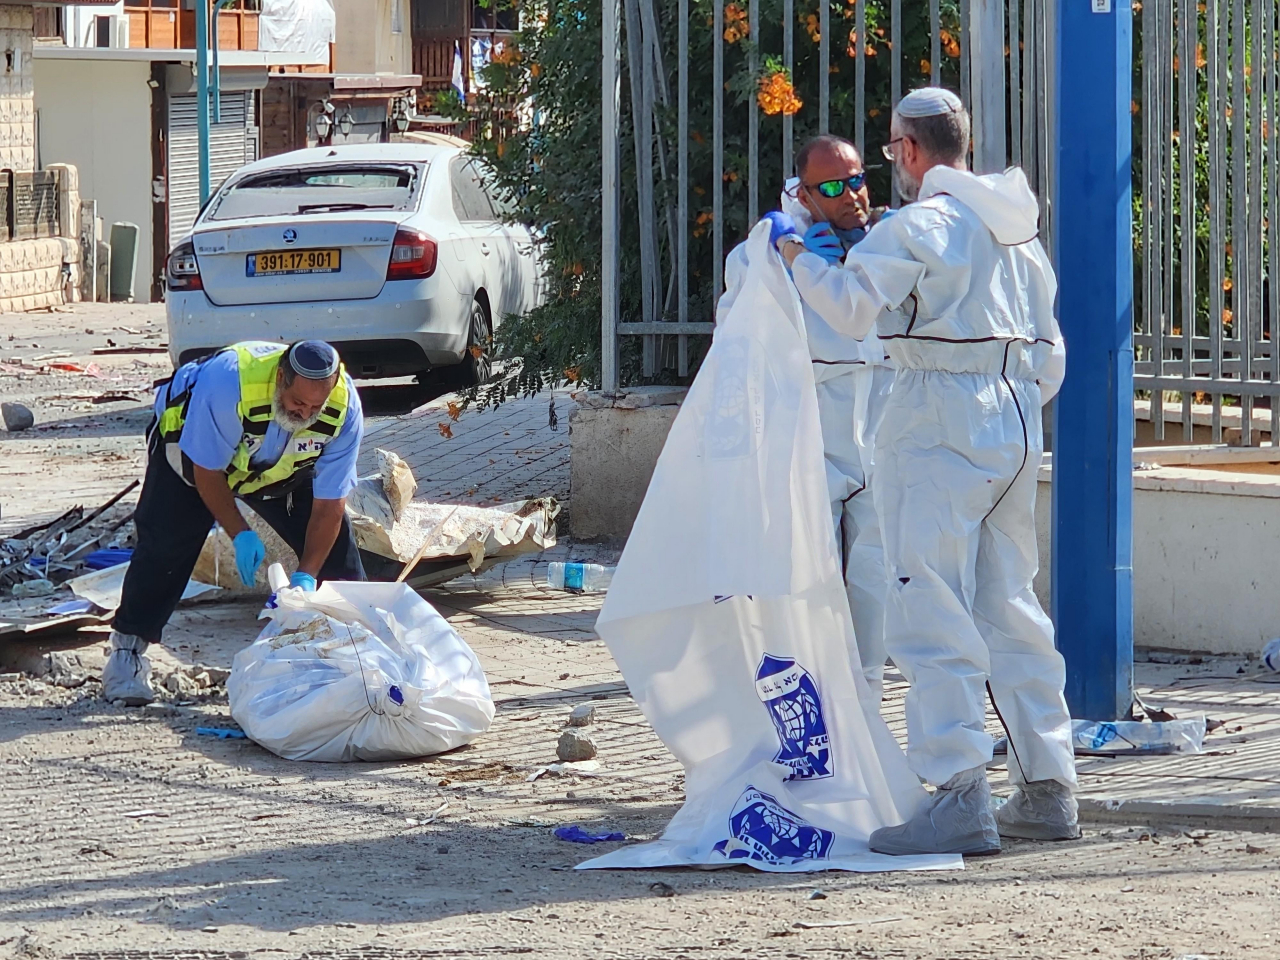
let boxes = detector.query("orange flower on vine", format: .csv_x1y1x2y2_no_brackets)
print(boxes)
724,3,748,43
758,57,802,116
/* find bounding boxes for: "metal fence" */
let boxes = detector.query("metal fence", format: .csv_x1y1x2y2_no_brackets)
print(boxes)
1133,0,1280,446
600,0,1056,393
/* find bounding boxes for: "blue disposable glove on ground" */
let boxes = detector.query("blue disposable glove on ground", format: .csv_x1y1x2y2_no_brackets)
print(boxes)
803,223,846,264
760,210,798,247
290,571,317,593
233,530,266,587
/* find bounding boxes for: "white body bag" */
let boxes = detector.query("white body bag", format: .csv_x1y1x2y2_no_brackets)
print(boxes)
580,224,960,873
228,579,494,762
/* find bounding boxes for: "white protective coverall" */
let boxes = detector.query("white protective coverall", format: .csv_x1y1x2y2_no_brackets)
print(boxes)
582,222,960,875
720,185,895,701
789,164,1076,791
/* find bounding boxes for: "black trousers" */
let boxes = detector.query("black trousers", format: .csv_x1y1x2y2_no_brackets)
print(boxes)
113,441,366,643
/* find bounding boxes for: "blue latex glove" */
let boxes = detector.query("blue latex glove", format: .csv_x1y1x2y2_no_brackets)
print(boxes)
290,571,317,593
233,530,266,587
803,223,846,264
760,210,797,247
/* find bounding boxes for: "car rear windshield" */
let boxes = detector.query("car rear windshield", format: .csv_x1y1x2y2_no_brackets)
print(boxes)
208,164,423,221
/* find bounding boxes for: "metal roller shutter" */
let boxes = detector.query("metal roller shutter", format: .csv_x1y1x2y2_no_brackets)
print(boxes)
167,93,254,251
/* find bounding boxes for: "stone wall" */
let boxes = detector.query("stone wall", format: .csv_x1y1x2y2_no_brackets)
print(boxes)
0,4,34,173
568,387,687,541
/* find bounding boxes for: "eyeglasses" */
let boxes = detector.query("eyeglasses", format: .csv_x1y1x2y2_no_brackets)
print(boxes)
881,137,907,162
800,173,867,199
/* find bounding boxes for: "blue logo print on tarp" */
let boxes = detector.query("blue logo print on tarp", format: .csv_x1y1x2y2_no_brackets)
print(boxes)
755,654,832,781
712,786,835,865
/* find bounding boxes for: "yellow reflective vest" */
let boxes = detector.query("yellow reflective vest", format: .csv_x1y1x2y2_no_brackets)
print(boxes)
155,341,350,498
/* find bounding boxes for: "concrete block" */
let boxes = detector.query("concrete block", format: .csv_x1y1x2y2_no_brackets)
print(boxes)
569,387,685,541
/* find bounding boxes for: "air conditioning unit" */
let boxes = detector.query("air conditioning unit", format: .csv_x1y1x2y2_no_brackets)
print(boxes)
93,14,129,49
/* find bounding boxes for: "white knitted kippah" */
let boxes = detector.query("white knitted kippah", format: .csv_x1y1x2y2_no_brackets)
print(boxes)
896,86,963,118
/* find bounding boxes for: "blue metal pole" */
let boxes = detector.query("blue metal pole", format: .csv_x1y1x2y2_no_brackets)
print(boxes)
196,0,210,205
1052,0,1134,720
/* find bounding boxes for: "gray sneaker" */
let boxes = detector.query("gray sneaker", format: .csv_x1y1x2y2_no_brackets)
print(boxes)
102,631,154,706
996,778,1081,840
869,765,1001,856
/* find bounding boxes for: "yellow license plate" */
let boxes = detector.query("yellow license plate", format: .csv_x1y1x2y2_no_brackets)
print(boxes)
247,249,341,276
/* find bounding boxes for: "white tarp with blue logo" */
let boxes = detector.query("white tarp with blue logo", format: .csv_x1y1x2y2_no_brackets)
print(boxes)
579,224,961,874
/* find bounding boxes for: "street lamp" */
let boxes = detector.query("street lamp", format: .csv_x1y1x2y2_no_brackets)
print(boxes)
338,110,355,138
313,99,334,142
392,98,412,134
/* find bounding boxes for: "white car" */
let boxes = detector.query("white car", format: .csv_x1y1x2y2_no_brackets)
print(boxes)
165,139,543,384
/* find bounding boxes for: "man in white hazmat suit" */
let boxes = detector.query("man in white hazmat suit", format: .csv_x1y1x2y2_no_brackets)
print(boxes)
723,137,895,702
782,137,897,702
773,87,1078,856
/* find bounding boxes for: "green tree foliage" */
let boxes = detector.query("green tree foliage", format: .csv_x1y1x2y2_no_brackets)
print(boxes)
442,0,963,402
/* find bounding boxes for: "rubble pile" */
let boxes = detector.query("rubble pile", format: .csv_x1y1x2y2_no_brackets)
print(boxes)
0,481,138,596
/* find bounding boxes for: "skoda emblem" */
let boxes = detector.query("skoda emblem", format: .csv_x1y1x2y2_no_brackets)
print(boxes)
283,228,298,244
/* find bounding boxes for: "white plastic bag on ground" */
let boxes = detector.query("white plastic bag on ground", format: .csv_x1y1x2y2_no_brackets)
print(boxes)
580,224,961,874
228,577,494,761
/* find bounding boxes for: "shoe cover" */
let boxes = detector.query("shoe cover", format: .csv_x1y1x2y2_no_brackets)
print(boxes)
102,631,154,706
996,778,1081,840
868,766,1001,856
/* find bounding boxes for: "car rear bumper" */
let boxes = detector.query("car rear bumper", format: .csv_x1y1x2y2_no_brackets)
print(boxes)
165,279,468,378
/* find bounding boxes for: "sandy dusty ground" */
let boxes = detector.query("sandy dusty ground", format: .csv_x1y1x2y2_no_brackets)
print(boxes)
2,583,1278,960
1,306,1278,960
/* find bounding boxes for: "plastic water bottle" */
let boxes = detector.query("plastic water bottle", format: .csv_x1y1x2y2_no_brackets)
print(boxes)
546,562,615,594
1071,716,1206,755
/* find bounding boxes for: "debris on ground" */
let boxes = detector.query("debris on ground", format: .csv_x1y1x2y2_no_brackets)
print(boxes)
553,825,625,844
567,703,596,727
345,450,560,582
1,481,139,597
2,400,34,431
557,728,598,762
995,715,1207,756
195,726,248,739
67,561,218,611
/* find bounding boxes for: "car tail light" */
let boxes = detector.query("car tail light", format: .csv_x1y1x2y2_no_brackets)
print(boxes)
386,227,438,281
166,240,202,292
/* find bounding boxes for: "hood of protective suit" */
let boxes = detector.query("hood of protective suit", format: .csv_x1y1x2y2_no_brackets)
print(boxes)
782,177,813,232
919,166,1040,246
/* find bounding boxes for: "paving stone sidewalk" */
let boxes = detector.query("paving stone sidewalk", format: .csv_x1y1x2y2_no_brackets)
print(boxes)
358,390,576,509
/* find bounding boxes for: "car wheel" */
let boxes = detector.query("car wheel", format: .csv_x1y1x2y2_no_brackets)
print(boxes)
463,298,493,386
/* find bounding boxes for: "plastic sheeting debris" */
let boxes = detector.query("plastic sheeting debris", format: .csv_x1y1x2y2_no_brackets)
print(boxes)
67,562,219,611
345,451,559,573
228,573,494,762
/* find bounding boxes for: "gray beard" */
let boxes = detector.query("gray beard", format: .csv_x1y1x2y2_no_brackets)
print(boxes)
893,164,921,203
272,382,322,433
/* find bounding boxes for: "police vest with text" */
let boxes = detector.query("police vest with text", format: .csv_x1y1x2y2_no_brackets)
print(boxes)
155,342,350,499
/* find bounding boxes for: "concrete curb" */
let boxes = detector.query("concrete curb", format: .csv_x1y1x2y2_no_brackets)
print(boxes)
1079,796,1280,833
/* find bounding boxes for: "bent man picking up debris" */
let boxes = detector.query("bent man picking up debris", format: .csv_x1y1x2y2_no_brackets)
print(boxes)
105,339,366,705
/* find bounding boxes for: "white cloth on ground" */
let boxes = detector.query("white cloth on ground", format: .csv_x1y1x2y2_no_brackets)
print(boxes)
810,166,1076,789
580,222,960,874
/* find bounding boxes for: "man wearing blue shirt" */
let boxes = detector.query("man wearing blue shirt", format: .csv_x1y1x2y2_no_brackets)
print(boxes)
103,339,366,705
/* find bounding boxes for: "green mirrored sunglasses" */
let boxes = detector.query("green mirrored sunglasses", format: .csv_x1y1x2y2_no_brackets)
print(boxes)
809,173,867,198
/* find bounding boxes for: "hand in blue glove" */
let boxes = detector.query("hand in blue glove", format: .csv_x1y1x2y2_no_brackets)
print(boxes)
803,223,846,264
290,571,317,593
233,530,266,587
760,210,798,247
